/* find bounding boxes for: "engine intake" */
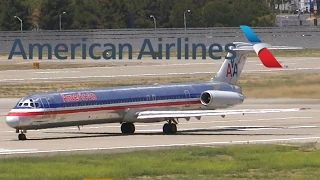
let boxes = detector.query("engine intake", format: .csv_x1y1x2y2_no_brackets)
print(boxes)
200,90,245,109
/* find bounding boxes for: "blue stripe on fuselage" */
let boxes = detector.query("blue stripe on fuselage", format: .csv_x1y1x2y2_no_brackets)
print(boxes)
14,81,239,109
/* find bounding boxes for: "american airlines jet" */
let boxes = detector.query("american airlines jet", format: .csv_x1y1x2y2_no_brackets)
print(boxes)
6,26,305,140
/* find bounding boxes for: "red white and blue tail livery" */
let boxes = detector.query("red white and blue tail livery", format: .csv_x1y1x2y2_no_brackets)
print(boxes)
6,26,305,140
240,25,303,68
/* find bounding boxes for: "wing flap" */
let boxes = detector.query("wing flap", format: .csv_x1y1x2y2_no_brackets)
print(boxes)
136,108,308,119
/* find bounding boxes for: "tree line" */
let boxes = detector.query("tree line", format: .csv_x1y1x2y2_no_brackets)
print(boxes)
0,0,275,31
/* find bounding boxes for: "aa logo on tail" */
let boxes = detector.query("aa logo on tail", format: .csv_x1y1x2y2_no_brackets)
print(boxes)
226,59,238,77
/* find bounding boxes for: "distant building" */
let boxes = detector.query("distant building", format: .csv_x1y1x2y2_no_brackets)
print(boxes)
295,0,318,12
269,0,319,14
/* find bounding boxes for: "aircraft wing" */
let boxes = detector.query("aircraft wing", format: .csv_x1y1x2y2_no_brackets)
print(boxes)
136,108,308,119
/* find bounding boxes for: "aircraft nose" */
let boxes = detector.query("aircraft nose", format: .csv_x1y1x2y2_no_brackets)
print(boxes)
6,116,20,128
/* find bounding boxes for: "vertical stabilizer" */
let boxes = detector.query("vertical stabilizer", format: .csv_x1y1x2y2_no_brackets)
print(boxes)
212,43,251,85
212,25,304,85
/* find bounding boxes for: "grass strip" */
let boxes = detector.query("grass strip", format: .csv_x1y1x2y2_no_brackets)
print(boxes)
0,143,320,180
1,73,320,98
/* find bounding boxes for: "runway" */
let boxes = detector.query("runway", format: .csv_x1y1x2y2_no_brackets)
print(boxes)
0,57,319,83
0,55,319,157
0,98,319,157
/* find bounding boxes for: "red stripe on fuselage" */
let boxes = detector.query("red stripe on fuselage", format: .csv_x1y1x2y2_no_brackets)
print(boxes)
7,100,201,117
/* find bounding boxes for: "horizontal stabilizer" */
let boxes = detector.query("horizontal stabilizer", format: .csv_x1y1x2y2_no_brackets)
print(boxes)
232,42,304,68
233,44,304,51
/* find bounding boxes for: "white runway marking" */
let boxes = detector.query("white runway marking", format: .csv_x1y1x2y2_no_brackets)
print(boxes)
0,72,214,82
2,124,315,138
287,126,319,129
5,62,235,73
0,148,38,153
1,68,320,82
135,125,320,133
33,71,80,74
1,136,320,155
1,116,313,133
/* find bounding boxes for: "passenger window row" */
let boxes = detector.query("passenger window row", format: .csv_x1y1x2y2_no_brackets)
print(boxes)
16,94,199,108
60,95,196,108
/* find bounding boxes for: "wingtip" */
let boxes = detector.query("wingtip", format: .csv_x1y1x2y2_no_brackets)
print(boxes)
299,108,311,110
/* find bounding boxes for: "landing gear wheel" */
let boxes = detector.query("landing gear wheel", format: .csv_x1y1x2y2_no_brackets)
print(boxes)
163,124,170,134
121,123,135,134
163,123,177,134
18,134,26,140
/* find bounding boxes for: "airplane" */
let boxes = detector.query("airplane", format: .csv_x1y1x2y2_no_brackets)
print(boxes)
6,25,306,140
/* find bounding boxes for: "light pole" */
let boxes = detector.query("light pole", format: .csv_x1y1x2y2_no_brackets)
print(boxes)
59,11,66,30
184,9,191,37
310,0,312,18
280,0,283,14
34,23,39,31
14,16,22,31
184,9,191,30
150,15,156,30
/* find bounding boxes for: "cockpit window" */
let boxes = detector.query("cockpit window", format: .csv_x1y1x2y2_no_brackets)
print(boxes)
17,99,40,108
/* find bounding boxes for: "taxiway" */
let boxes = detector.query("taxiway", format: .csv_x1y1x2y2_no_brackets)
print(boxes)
0,98,319,157
0,56,319,157
0,57,319,83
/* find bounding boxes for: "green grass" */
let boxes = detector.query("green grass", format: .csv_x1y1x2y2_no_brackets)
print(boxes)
1,144,320,180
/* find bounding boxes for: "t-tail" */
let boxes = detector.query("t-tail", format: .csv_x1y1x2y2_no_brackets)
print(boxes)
212,25,304,85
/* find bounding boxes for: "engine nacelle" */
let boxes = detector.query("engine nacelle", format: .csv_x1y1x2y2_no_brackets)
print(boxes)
200,90,245,109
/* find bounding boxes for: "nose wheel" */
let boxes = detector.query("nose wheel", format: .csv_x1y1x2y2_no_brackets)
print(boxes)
16,129,27,140
18,133,27,140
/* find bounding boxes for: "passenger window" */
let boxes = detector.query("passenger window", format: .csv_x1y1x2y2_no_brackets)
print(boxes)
23,103,28,106
35,103,39,107
18,103,22,106
30,103,34,107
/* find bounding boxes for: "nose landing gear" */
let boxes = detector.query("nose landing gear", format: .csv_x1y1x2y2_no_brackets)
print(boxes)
18,133,27,140
16,129,27,140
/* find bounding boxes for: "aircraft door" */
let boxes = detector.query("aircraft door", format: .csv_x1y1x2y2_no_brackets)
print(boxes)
39,97,51,117
151,94,156,101
184,90,191,108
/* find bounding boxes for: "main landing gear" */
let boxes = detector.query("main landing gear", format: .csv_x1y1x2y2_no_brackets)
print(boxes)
120,120,178,135
16,129,27,140
121,122,135,134
163,120,177,135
